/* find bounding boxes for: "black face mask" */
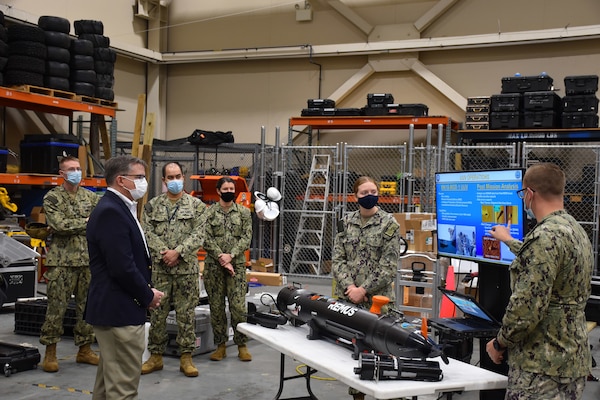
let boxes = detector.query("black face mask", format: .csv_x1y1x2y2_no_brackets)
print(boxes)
220,191,236,202
357,194,378,209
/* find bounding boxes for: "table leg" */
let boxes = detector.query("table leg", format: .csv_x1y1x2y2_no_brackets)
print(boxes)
273,353,319,400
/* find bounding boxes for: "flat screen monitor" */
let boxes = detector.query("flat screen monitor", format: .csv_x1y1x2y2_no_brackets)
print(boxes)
435,168,526,266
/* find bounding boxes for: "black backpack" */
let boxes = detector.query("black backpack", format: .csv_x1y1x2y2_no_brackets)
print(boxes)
188,129,234,145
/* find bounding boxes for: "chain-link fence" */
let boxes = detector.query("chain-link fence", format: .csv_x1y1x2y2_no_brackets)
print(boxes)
441,143,600,277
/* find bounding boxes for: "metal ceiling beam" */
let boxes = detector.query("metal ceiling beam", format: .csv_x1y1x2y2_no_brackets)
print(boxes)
414,0,459,32
154,24,600,64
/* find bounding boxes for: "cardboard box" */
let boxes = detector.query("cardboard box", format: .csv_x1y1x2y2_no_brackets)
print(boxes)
246,271,286,286
250,258,274,273
393,213,436,252
29,206,46,224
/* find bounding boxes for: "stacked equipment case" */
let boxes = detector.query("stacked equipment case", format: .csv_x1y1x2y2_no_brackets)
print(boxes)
562,75,599,128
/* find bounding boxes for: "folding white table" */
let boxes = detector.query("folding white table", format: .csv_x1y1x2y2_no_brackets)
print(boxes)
237,322,507,400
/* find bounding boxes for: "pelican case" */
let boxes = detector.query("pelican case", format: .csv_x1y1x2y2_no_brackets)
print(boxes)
0,147,7,173
562,95,599,112
501,74,554,94
491,93,522,112
562,112,599,128
490,112,522,129
523,111,561,129
367,93,394,107
564,75,598,95
307,99,335,108
0,342,41,377
20,134,79,174
523,91,562,111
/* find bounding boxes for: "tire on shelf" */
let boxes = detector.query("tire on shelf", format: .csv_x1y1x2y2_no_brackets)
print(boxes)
8,41,46,58
0,56,7,71
70,38,94,56
46,61,70,78
96,73,114,88
5,70,44,87
0,40,7,57
95,87,114,101
71,54,94,70
0,26,7,43
94,47,116,62
94,60,114,75
46,46,70,63
44,76,70,91
44,31,71,49
70,69,96,84
7,24,45,43
6,55,46,74
78,33,109,48
70,81,95,97
38,16,71,34
74,20,104,35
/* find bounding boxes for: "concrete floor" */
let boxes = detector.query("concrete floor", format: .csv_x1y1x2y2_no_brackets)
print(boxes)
1,278,599,400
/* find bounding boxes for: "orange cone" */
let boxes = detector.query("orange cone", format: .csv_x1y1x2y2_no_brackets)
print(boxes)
439,265,456,317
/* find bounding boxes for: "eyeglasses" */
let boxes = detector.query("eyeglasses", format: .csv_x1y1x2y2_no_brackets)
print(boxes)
516,187,535,199
122,174,146,180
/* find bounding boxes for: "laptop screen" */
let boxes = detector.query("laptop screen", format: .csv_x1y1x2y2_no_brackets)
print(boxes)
442,291,495,323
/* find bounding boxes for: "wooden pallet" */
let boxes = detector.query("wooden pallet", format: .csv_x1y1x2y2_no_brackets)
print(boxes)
9,84,77,100
76,95,117,108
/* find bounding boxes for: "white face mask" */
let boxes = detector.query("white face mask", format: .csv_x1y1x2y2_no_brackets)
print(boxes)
123,176,148,200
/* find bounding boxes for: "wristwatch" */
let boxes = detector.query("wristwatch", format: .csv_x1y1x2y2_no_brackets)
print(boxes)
493,338,505,351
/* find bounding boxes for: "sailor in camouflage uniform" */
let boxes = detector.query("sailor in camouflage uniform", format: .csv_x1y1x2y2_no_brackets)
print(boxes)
40,156,100,372
332,176,401,400
488,163,592,400
203,176,253,362
141,162,206,377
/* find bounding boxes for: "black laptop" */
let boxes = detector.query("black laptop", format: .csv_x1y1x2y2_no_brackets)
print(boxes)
428,288,502,338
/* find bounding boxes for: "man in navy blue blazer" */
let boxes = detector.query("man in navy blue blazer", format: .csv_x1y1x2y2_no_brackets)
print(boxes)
86,155,163,400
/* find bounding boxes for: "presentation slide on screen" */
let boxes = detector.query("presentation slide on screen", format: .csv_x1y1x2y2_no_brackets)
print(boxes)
435,170,524,265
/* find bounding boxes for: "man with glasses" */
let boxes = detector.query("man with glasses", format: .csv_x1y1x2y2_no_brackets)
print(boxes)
39,155,100,372
487,163,593,399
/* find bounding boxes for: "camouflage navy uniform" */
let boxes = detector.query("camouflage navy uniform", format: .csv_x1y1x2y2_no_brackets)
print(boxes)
142,193,206,355
40,186,99,347
203,202,252,346
333,208,401,398
332,208,401,310
499,210,592,399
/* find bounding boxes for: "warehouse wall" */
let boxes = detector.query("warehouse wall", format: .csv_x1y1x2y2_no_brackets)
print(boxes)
4,0,600,147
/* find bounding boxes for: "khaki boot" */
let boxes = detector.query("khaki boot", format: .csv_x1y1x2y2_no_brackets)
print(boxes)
141,354,163,374
179,353,199,377
76,344,99,365
209,343,227,361
42,343,59,373
237,345,252,362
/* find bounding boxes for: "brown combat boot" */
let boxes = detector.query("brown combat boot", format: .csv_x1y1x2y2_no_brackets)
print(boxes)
352,394,365,400
76,344,99,365
179,353,199,377
237,344,252,362
141,353,163,374
209,343,227,361
42,343,59,372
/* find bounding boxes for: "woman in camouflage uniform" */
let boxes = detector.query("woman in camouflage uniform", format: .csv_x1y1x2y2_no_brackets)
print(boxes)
203,176,253,362
332,176,402,400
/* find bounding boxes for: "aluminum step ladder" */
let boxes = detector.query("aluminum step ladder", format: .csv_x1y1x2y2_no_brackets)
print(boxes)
289,154,330,274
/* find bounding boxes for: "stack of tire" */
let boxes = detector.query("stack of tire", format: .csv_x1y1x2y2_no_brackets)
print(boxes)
0,11,7,85
5,23,46,87
74,20,114,101
38,16,72,92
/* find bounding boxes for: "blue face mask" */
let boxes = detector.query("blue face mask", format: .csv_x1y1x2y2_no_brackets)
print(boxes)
524,197,536,220
357,194,378,209
166,179,184,194
65,170,82,185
